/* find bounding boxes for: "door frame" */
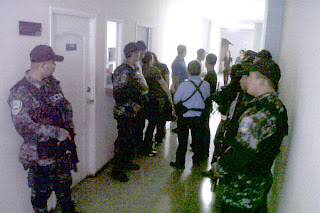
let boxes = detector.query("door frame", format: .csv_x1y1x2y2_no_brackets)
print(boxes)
135,22,153,51
49,7,97,176
105,17,124,67
104,18,124,89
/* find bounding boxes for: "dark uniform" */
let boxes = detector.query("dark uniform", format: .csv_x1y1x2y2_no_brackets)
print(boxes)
212,90,253,163
217,92,288,212
204,69,217,95
8,72,78,213
112,61,143,179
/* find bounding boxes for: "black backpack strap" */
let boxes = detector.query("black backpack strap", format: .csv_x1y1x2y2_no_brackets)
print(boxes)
185,80,206,112
180,80,202,103
189,80,205,101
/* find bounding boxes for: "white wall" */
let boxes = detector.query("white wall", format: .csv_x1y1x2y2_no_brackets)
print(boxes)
221,29,255,56
219,29,254,72
275,0,320,212
263,0,285,63
0,0,162,212
0,0,213,212
4,0,315,212
160,0,213,70
209,20,222,71
253,23,263,51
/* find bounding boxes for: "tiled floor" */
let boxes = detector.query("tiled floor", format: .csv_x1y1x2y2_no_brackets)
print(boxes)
71,112,221,213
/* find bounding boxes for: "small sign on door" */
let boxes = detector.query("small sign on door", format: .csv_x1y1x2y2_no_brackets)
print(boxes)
66,43,77,51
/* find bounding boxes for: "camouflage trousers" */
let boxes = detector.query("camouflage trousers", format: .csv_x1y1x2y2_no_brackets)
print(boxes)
28,163,76,213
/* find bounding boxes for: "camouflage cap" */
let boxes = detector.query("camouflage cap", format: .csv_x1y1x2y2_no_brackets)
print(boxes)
255,49,272,59
248,59,281,85
230,64,249,81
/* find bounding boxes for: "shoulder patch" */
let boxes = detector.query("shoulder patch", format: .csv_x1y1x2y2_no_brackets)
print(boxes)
11,100,22,115
239,116,253,133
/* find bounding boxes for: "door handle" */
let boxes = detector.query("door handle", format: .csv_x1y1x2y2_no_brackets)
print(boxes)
86,99,94,104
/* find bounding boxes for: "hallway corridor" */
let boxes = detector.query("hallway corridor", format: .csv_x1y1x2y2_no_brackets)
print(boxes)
71,113,221,213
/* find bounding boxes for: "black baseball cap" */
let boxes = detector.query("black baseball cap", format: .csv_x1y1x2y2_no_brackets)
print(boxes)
30,45,64,62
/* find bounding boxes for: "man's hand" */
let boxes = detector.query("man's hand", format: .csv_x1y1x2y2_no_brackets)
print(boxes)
58,128,71,142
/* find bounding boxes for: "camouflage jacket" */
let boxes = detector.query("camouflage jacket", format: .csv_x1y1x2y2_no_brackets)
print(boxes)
112,62,144,120
220,92,288,175
8,72,74,169
218,92,288,209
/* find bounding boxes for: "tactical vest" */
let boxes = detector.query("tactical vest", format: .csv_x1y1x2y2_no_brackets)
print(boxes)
23,76,79,170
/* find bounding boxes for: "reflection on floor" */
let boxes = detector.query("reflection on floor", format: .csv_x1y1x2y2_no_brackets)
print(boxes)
72,112,221,213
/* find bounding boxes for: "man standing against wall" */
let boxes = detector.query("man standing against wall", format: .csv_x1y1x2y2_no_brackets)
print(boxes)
111,42,144,182
8,45,79,213
216,59,288,212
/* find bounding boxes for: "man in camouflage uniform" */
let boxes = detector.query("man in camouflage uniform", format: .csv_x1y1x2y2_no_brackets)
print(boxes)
111,42,144,182
216,59,288,212
8,45,79,213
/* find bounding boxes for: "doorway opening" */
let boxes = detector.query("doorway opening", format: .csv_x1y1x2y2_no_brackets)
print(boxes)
136,25,152,51
105,20,122,89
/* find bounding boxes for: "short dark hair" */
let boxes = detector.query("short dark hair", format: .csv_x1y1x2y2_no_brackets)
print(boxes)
206,53,217,65
197,48,206,57
142,51,153,65
188,60,201,76
123,42,139,58
136,40,147,51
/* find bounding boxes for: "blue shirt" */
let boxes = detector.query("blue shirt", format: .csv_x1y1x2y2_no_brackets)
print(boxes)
171,56,188,84
174,76,210,117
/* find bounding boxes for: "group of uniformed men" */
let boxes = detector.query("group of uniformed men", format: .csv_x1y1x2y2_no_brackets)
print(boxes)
8,42,288,212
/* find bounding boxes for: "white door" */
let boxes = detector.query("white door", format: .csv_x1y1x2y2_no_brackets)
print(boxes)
51,11,95,185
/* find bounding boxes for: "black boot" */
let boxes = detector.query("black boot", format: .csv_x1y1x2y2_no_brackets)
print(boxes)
111,169,129,182
60,200,78,213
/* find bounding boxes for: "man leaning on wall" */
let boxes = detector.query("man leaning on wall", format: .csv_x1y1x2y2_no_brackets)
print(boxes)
8,45,79,213
215,59,288,212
